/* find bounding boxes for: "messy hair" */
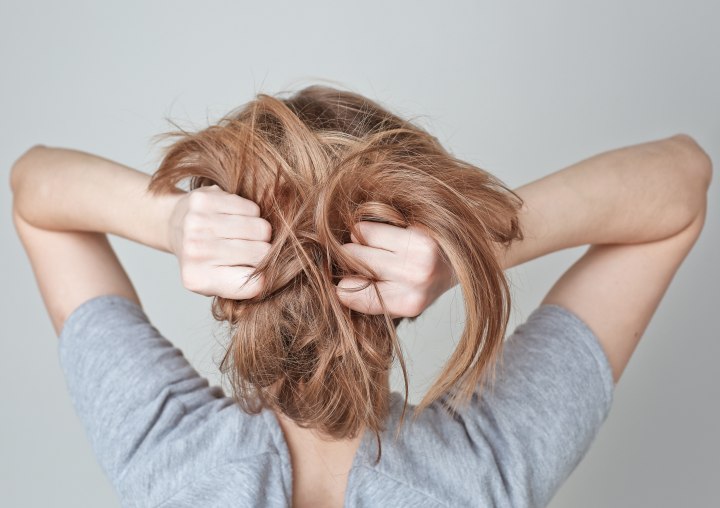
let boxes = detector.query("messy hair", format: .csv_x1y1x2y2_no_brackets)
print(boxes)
147,84,524,460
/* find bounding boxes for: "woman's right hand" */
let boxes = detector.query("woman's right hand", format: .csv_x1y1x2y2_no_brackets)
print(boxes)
337,221,457,319
168,184,273,299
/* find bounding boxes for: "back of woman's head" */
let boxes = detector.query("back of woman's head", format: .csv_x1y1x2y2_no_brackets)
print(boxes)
147,84,524,450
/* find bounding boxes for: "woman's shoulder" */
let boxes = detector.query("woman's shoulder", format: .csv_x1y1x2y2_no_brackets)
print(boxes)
352,303,616,507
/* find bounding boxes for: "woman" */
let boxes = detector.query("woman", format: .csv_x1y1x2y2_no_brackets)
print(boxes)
10,85,711,508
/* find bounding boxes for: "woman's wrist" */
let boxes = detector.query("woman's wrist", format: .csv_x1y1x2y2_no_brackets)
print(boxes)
10,145,184,253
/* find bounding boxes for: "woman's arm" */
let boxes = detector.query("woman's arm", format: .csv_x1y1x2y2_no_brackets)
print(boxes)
10,145,183,251
494,133,712,383
497,134,712,270
10,145,186,334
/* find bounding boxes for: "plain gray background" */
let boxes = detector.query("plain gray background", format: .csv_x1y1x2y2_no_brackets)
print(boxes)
2,1,718,506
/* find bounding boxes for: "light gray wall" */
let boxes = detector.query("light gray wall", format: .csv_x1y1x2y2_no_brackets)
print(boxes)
2,1,718,506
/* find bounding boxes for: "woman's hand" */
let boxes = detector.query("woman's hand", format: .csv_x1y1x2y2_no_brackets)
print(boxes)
337,221,457,319
168,185,273,299
169,186,456,316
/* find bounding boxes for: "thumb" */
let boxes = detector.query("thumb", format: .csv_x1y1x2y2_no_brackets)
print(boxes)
336,277,383,315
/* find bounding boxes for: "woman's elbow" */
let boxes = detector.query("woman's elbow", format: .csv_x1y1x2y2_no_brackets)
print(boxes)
667,133,713,192
9,144,48,194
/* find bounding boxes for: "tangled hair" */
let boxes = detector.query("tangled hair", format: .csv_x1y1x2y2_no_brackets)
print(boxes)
147,85,524,460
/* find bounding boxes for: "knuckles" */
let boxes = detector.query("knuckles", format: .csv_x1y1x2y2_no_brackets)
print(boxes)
182,236,206,260
180,266,204,293
406,235,442,275
399,290,428,318
187,189,210,209
256,218,272,242
404,253,438,285
244,273,265,298
408,262,435,284
183,213,206,235
257,241,272,257
411,233,438,254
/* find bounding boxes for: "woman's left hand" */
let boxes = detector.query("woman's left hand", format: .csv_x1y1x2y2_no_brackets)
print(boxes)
168,185,273,299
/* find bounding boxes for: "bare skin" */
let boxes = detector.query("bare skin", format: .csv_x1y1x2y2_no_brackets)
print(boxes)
275,412,363,508
10,134,712,507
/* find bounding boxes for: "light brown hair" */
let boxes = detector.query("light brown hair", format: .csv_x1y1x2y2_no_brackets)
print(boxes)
147,85,524,460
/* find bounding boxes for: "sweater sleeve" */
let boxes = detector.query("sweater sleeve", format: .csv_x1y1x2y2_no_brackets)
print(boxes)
57,294,235,492
452,303,615,508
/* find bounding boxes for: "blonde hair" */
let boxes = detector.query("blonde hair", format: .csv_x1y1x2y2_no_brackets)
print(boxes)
147,85,524,460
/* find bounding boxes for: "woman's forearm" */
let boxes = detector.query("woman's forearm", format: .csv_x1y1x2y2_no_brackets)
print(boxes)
10,145,184,253
498,134,712,271
10,136,711,275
